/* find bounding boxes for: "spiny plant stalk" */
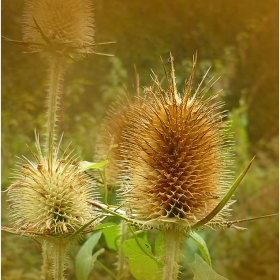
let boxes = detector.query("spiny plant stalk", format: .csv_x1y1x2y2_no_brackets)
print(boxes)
117,221,130,279
42,240,52,280
45,53,64,157
51,239,68,280
161,225,183,280
3,1,109,279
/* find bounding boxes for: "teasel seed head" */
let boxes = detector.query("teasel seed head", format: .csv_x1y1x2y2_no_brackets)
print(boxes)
97,95,143,187
7,134,98,236
22,0,95,56
120,56,234,228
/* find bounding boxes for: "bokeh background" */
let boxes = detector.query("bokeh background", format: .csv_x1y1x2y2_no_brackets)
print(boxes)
2,0,278,279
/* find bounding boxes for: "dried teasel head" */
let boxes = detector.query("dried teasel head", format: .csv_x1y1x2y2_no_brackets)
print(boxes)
96,94,143,187
22,0,95,56
120,55,234,228
7,134,98,236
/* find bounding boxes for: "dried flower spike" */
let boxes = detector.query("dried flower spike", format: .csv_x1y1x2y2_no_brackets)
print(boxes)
121,55,233,228
22,0,95,56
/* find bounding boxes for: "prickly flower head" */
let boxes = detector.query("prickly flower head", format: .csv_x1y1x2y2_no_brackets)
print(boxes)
22,0,95,55
8,136,96,235
121,57,234,228
97,96,142,186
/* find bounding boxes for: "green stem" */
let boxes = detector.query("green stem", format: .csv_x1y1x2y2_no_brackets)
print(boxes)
117,221,130,279
161,225,183,280
128,225,158,264
41,240,52,280
98,168,109,206
52,239,68,280
96,260,118,280
45,53,64,161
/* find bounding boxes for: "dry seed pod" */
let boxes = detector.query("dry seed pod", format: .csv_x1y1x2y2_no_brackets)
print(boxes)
23,0,94,55
121,56,234,228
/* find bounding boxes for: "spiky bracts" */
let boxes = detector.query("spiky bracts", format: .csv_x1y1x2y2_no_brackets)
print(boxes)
113,56,234,279
8,135,97,236
22,0,95,56
117,57,234,228
97,95,142,186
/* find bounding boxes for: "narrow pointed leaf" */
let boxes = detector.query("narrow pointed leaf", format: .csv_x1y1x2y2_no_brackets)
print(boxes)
189,232,211,266
79,160,109,171
32,17,52,45
192,156,255,230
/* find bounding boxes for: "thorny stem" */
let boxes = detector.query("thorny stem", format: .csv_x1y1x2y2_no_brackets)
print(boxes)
52,239,68,280
41,240,52,280
161,225,183,280
45,53,64,162
117,221,130,279
87,201,137,224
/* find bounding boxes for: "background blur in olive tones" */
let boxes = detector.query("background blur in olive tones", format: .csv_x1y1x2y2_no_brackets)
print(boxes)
2,0,278,279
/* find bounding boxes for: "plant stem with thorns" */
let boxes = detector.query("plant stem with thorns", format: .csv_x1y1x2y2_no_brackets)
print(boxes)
52,239,68,280
45,53,64,159
161,226,183,280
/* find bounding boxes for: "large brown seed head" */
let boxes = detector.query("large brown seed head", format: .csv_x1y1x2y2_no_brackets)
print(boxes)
120,59,233,226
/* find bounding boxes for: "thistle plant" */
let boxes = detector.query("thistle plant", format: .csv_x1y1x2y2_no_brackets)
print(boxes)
7,134,100,279
96,55,269,279
3,1,278,279
3,0,111,279
121,56,233,279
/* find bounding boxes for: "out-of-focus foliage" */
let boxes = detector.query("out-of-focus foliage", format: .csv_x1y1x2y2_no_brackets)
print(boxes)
2,0,278,279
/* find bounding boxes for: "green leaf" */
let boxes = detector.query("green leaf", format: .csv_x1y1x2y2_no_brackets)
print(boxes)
191,157,255,230
75,232,105,280
79,160,109,171
122,238,162,280
189,232,211,266
188,253,228,280
100,222,119,250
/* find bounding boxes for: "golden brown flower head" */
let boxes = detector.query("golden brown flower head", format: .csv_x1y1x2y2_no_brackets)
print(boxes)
8,135,97,235
22,0,94,55
96,95,142,186
120,57,233,227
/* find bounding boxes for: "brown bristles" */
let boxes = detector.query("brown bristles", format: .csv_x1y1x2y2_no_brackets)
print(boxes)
118,57,233,226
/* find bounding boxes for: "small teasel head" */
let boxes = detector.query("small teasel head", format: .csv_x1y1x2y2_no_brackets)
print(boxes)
8,134,98,236
120,55,234,228
22,0,95,56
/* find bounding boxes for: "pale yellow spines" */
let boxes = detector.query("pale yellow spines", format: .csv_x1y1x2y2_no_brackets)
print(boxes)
8,135,97,235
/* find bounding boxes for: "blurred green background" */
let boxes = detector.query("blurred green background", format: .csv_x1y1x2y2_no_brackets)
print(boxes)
2,0,278,279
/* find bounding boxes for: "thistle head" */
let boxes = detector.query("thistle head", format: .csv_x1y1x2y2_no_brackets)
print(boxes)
7,134,97,236
22,0,95,56
97,95,142,186
119,56,234,228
